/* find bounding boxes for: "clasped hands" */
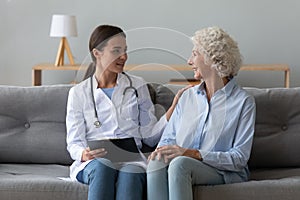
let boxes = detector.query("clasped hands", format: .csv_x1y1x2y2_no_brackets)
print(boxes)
148,145,187,164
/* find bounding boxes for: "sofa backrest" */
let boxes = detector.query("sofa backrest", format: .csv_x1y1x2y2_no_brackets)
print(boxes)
246,87,300,169
1,83,299,169
151,84,300,169
147,83,177,119
0,85,73,165
0,83,178,165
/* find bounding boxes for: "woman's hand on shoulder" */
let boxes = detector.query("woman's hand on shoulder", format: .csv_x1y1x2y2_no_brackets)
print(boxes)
171,85,193,107
166,85,193,121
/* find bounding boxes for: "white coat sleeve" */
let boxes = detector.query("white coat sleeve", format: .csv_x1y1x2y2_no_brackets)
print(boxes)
137,84,168,147
66,87,87,161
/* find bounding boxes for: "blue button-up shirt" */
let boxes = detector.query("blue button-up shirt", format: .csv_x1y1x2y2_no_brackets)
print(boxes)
158,78,256,183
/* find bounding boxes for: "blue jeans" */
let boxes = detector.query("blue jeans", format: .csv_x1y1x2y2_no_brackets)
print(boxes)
77,159,146,200
147,156,224,200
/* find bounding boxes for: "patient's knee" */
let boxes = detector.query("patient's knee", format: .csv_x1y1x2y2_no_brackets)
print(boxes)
147,159,168,173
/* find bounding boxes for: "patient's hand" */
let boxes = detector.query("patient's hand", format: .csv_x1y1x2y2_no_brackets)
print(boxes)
147,145,185,163
148,145,202,163
156,145,187,163
148,146,168,163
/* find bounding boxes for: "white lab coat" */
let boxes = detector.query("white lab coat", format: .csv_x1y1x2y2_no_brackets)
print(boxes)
66,73,167,181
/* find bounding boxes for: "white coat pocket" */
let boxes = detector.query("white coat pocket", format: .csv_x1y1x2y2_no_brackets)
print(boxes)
83,110,96,131
119,91,139,122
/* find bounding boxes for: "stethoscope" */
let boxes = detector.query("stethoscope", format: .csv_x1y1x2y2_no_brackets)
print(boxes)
90,72,138,128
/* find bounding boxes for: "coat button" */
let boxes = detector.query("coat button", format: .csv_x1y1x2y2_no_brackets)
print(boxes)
24,122,30,129
281,124,288,131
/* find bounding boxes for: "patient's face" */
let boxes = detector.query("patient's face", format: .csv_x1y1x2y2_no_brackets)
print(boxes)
188,47,208,80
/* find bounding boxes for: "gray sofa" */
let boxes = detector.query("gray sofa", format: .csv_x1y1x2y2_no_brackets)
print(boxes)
0,83,300,200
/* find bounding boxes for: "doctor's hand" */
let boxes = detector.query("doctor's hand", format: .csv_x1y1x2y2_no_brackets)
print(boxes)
166,85,193,121
81,147,107,162
172,85,193,106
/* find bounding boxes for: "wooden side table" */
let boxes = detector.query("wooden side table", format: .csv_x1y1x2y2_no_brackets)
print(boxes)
125,64,290,88
33,63,290,87
240,64,290,88
32,64,84,86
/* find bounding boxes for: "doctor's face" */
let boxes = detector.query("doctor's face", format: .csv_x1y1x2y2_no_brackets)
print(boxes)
96,35,128,73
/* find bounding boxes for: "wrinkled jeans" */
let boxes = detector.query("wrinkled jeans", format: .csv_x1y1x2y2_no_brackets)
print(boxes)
77,159,146,200
147,156,224,200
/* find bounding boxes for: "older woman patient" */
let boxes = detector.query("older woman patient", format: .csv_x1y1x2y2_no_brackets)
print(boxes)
147,26,256,200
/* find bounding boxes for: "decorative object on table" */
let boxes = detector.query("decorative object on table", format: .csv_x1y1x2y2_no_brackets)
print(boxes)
50,14,78,66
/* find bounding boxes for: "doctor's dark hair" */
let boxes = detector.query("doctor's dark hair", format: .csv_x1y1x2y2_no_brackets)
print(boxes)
84,25,126,80
89,25,126,62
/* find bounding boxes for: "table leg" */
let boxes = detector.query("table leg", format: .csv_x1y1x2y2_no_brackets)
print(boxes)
284,70,290,88
32,69,41,86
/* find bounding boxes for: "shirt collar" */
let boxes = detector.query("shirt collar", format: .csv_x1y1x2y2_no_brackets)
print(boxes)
91,75,97,89
195,78,237,97
222,78,236,97
92,73,121,90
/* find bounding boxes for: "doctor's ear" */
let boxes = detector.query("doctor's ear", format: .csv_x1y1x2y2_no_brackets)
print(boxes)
92,48,103,58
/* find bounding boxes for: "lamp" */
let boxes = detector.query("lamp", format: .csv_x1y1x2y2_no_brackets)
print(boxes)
50,14,78,66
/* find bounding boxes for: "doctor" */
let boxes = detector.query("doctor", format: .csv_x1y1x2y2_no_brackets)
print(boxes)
66,24,189,200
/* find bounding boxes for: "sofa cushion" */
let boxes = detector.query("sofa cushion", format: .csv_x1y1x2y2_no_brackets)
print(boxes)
250,168,300,180
0,85,73,165
0,164,87,200
246,87,300,168
193,176,300,200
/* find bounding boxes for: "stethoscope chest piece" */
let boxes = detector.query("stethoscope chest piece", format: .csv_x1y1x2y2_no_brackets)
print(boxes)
94,120,102,128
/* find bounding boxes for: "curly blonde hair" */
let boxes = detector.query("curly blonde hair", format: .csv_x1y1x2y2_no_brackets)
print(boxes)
191,26,242,78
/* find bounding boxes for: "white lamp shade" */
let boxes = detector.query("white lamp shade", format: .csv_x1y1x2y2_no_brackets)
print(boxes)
50,15,78,37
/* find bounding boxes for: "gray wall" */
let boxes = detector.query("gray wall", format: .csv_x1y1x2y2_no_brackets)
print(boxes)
1,0,300,87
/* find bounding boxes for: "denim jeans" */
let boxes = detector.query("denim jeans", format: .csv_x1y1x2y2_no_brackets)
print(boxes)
77,158,146,200
147,156,224,200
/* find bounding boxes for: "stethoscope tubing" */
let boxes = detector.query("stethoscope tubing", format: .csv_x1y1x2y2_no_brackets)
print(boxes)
90,72,138,128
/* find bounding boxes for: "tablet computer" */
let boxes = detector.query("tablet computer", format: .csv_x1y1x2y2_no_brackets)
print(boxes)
87,138,143,163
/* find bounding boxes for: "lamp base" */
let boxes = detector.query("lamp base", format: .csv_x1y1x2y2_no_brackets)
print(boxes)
55,37,75,66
